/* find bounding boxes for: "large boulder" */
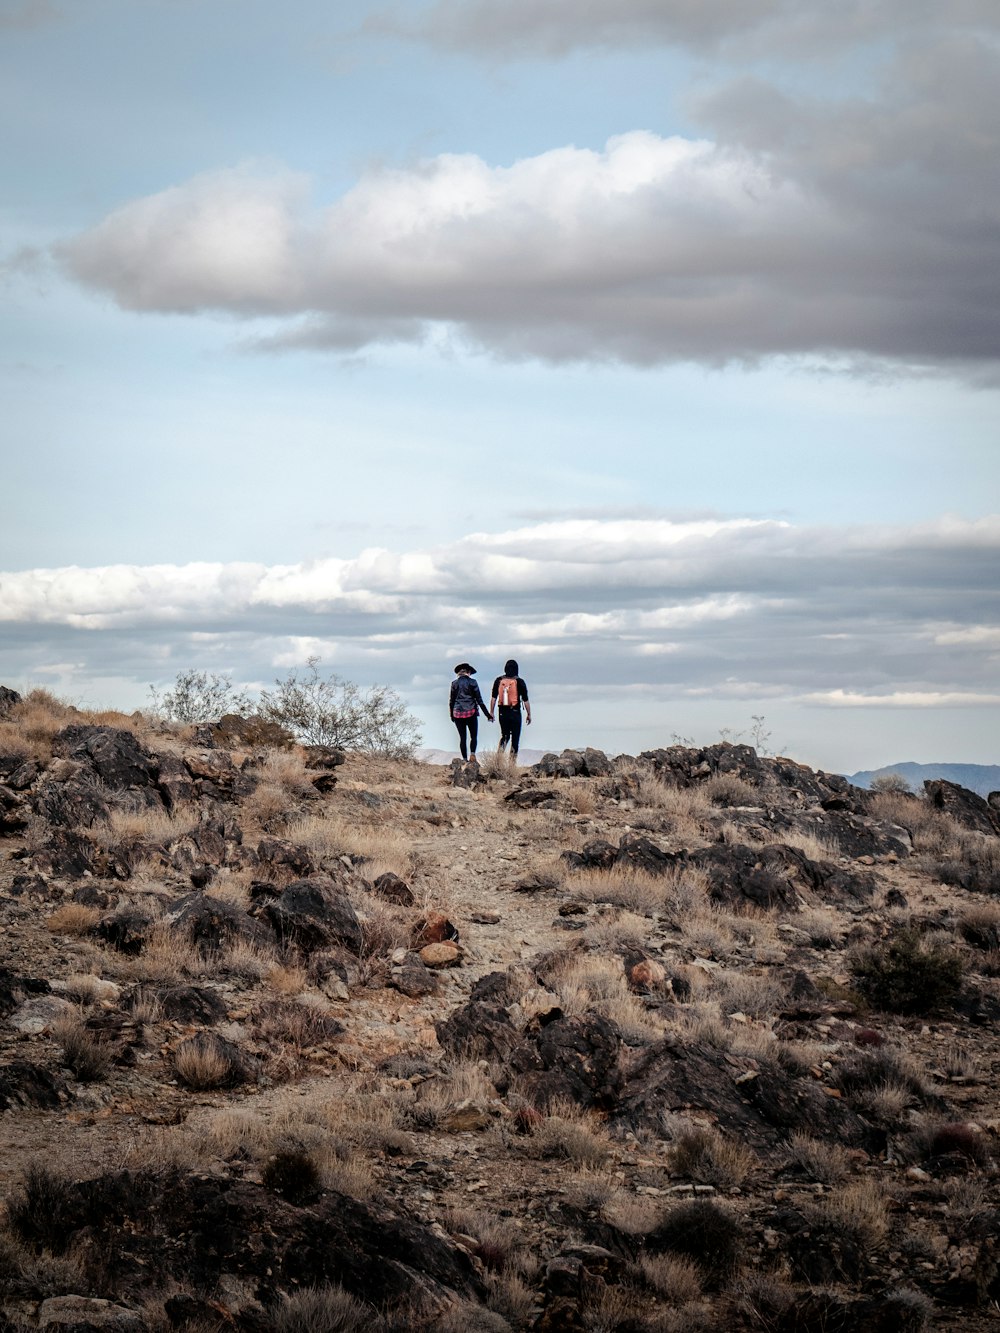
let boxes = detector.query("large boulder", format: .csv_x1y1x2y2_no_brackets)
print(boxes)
51,726,163,807
0,685,22,717
508,1011,624,1111
925,779,1000,837
163,893,273,954
260,876,362,953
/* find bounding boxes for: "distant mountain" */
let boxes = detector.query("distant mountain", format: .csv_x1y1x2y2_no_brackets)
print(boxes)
848,762,1000,798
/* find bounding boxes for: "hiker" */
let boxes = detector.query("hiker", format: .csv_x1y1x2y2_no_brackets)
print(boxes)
490,658,531,757
449,663,491,761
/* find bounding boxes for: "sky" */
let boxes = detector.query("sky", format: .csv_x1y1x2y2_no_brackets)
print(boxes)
1,0,998,773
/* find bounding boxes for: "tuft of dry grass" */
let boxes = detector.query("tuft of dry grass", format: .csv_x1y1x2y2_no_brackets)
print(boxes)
567,866,666,915
638,1252,704,1303
777,829,841,863
51,1014,113,1082
0,689,76,762
713,969,787,1019
523,1099,611,1166
479,748,520,782
173,1033,242,1089
816,1177,889,1246
703,773,758,807
286,813,415,880
669,1123,758,1189
785,1133,852,1183
795,907,845,948
45,904,102,936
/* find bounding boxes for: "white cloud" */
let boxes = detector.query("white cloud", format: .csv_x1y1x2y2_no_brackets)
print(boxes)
802,690,1000,708
57,83,1000,374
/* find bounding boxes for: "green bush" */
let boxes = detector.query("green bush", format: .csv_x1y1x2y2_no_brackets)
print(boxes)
849,927,963,1014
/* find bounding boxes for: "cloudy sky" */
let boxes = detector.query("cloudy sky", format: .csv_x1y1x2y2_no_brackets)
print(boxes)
2,0,998,771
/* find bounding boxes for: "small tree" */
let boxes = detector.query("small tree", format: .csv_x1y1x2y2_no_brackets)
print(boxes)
258,658,421,758
870,772,912,794
149,670,252,723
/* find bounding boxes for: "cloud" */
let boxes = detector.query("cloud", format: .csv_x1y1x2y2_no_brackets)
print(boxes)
2,516,998,722
57,64,1000,375
377,0,1000,59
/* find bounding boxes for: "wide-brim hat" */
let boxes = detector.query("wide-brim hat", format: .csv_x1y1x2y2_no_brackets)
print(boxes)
453,662,476,674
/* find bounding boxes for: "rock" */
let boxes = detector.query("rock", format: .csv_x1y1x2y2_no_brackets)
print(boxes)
436,1001,521,1062
212,713,294,748
0,685,22,716
95,909,154,956
582,748,612,776
38,1295,145,1330
390,952,438,998
414,912,459,946
0,782,30,833
925,778,1000,836
420,942,462,968
303,744,347,770
261,877,362,953
52,726,163,806
184,749,238,787
562,839,616,872
450,758,485,788
616,1036,879,1153
509,1012,623,1111
256,838,316,880
7,994,74,1034
437,1099,495,1132
155,985,228,1024
156,754,197,809
173,1032,248,1088
505,785,557,807
0,1060,66,1111
614,832,676,876
371,872,415,906
163,893,272,955
5,759,39,790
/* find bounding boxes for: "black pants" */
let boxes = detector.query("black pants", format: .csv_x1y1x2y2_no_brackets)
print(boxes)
454,715,478,759
498,705,522,754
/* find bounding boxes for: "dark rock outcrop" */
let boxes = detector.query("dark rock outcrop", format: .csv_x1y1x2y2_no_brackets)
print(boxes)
52,726,164,808
0,1061,66,1112
0,685,22,716
259,877,362,953
164,893,273,954
925,779,1000,837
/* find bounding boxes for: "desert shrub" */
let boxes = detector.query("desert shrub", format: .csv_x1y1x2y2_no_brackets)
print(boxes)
45,904,103,936
646,1200,743,1288
262,1149,322,1204
669,1124,757,1189
815,1177,889,1247
849,927,964,1014
870,772,912,793
51,1015,113,1082
569,867,665,915
270,1284,380,1333
794,907,845,948
483,1271,536,1328
713,970,786,1019
479,749,519,781
637,1253,704,1303
524,1104,610,1166
837,1046,928,1101
258,657,421,757
150,669,252,723
5,1164,79,1251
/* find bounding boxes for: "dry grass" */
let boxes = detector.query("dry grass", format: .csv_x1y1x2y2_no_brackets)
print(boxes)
51,1014,113,1082
243,780,298,828
524,1102,611,1166
713,970,787,1019
777,828,842,863
786,1133,852,1183
669,1123,758,1188
479,748,520,781
0,689,76,762
795,907,846,947
207,866,255,910
568,866,666,915
173,1034,239,1089
270,1284,375,1333
266,961,310,994
91,806,186,849
638,1253,704,1303
286,812,415,879
45,904,102,936
816,1177,889,1246
703,773,759,807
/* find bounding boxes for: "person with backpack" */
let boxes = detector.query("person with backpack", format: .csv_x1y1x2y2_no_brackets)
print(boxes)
449,663,491,761
490,658,531,757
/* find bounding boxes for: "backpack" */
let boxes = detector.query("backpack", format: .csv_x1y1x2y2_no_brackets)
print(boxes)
498,676,519,708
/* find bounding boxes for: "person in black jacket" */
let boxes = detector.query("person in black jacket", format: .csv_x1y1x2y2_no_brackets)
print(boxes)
449,663,491,761
489,658,531,757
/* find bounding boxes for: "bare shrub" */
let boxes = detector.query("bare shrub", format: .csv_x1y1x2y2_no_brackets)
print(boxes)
258,658,421,756
669,1124,758,1188
51,1015,112,1082
785,1133,851,1183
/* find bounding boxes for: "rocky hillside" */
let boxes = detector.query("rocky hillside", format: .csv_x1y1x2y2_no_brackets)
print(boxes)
1,686,1000,1333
